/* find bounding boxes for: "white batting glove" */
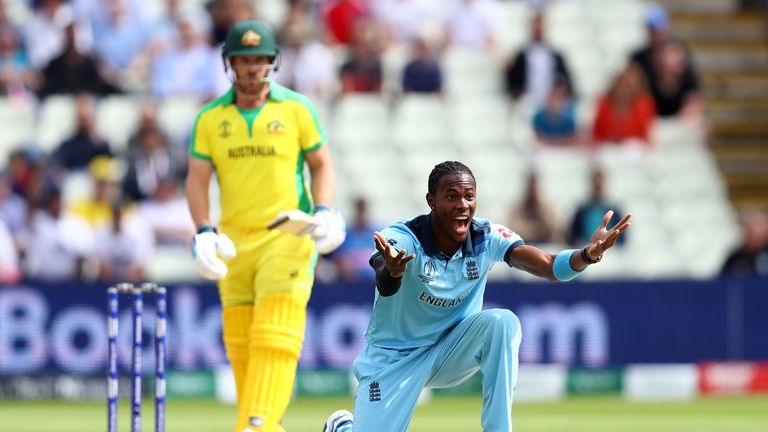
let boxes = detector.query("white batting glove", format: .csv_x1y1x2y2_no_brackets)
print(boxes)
311,206,346,254
192,225,236,280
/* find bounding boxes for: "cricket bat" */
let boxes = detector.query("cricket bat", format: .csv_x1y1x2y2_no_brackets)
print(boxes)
267,210,321,236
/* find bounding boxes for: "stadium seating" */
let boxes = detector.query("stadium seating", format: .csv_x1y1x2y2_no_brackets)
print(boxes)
0,98,35,162
36,95,78,153
0,0,742,282
95,95,143,154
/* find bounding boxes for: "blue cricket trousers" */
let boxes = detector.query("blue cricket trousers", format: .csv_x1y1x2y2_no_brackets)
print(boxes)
351,309,522,432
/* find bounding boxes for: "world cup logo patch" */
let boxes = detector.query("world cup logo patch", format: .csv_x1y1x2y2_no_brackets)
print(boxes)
418,259,438,283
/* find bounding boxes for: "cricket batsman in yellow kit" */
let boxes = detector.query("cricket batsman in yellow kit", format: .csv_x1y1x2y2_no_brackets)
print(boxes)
185,20,346,432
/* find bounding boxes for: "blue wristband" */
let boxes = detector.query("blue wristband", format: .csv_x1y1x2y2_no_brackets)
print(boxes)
553,249,582,282
314,205,330,213
197,224,217,234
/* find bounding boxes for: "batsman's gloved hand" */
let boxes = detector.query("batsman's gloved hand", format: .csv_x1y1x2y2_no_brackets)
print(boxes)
311,205,346,254
192,224,236,280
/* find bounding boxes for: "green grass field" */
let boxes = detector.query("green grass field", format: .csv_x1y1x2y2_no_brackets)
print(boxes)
1,395,767,432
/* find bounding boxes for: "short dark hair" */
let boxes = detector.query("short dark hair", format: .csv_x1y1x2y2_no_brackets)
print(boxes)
428,161,475,195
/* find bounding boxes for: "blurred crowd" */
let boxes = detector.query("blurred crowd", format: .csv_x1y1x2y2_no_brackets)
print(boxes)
0,0,765,285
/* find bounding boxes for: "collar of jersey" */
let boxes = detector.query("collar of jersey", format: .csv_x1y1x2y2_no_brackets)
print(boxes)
224,79,289,105
405,214,480,259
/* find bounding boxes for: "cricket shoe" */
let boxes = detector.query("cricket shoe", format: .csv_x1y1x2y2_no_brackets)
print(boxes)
322,409,353,432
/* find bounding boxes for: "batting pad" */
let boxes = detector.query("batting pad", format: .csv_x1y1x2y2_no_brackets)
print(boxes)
235,294,306,432
222,304,254,404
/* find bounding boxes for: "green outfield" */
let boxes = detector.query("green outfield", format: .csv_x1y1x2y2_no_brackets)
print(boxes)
1,395,767,432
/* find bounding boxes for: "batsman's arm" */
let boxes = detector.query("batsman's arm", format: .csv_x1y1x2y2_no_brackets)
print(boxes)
304,145,336,208
186,156,213,228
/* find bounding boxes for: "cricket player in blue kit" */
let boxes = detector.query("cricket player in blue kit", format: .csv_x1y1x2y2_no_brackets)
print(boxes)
323,161,631,432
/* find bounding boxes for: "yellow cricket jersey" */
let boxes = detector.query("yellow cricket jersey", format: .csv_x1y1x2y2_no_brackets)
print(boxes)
188,81,328,228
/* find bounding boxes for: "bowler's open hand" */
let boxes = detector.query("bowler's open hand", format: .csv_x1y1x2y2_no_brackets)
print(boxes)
373,231,416,278
585,211,632,261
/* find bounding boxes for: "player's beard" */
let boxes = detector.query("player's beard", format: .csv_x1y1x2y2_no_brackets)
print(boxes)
235,76,268,96
231,64,274,96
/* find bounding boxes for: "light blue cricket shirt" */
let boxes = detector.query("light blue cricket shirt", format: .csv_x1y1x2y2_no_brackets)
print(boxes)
365,214,524,349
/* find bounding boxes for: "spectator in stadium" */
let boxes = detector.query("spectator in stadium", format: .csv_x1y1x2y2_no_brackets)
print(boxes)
323,0,370,45
401,34,443,94
591,63,656,146
340,19,383,93
0,217,20,283
185,20,345,432
150,14,218,101
122,117,182,202
504,12,573,107
0,24,40,101
532,75,578,145
273,18,337,101
322,161,630,432
373,0,437,45
651,39,704,123
508,171,561,245
720,210,768,278
6,147,45,202
567,168,626,247
331,197,380,282
95,196,154,282
631,4,670,77
0,168,27,247
25,184,96,282
207,0,255,45
631,5,702,121
70,156,123,228
38,21,121,97
24,0,93,70
443,0,502,49
151,0,200,53
137,176,195,247
91,0,150,81
52,94,113,171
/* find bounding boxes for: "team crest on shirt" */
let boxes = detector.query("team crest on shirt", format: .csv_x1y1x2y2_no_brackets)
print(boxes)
369,381,381,402
219,119,232,138
241,30,261,46
418,259,438,284
266,119,285,135
464,259,479,280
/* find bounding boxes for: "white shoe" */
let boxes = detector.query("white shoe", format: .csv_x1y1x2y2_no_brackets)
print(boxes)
322,409,353,432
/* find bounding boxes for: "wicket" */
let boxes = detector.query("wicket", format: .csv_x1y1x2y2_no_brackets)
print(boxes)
107,283,167,432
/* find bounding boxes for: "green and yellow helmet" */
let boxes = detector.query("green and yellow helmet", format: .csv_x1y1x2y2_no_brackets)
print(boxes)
223,19,279,58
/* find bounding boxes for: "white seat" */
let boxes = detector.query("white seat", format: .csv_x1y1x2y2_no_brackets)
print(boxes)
36,95,77,153
381,43,410,95
442,47,503,97
650,119,706,151
146,246,200,283
96,95,143,154
331,95,390,150
61,171,93,207
253,0,289,28
565,48,610,99
392,95,451,151
497,1,532,55
449,96,513,151
0,98,35,161
535,147,592,217
157,95,202,146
